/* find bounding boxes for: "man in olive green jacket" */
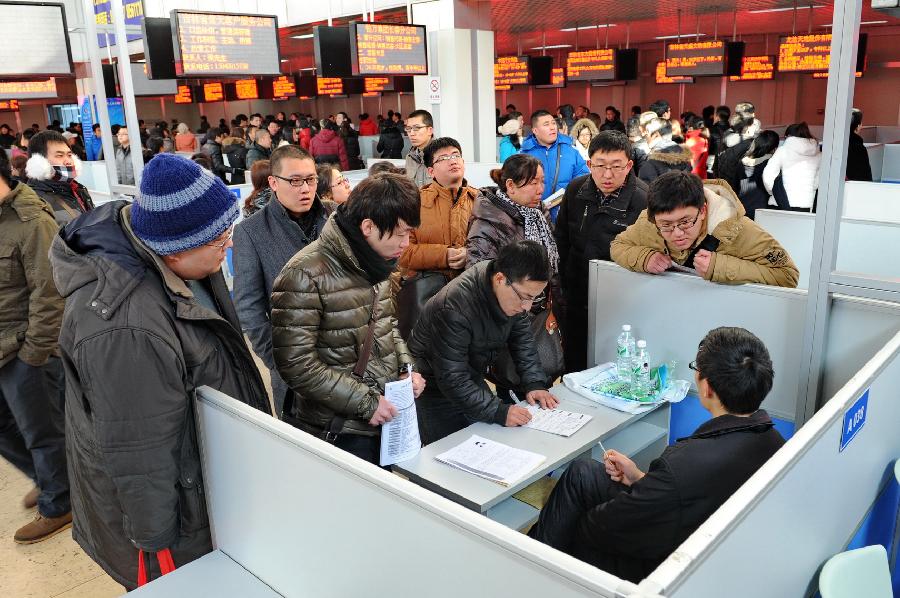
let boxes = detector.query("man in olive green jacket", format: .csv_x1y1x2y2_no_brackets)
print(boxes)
272,173,426,464
0,150,70,544
610,172,799,288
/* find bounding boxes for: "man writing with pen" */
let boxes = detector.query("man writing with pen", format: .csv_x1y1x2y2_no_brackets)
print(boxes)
528,327,785,582
408,241,559,445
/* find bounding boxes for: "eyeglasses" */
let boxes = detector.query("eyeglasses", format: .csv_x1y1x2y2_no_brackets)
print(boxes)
331,176,350,188
273,174,318,188
507,281,542,306
404,125,429,133
433,152,462,164
205,227,234,248
656,209,702,233
688,361,699,374
590,163,630,174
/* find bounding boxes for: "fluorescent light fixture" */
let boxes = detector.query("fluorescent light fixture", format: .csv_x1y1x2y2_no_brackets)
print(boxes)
529,44,573,50
560,24,617,32
823,20,887,27
291,33,314,39
655,33,707,40
749,5,825,13
300,67,316,71
280,59,288,62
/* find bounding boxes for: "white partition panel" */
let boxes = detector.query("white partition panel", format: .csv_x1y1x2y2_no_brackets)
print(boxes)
842,181,900,222
195,388,650,598
755,210,900,289
588,261,807,421
883,144,900,183
641,329,900,598
865,144,884,182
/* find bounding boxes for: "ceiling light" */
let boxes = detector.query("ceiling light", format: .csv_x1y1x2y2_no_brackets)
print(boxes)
280,59,288,62
529,44,573,50
823,20,888,27
300,67,316,71
560,24,617,32
291,33,314,39
749,5,825,13
655,33,707,40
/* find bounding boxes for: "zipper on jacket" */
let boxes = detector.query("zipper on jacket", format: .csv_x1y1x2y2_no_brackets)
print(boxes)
579,206,589,232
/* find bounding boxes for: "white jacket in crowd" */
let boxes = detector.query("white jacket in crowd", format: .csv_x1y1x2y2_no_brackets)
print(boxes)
763,136,821,210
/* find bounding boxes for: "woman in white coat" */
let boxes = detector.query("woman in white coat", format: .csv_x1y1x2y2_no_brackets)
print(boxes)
763,122,821,211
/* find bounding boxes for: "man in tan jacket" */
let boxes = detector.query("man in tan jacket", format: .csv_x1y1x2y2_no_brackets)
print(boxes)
610,171,798,287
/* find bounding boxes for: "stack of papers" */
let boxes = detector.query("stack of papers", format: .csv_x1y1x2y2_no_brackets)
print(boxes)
435,435,546,486
542,188,565,210
379,374,421,466
524,404,592,437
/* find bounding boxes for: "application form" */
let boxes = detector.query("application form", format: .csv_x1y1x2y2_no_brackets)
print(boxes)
524,404,592,437
379,373,421,466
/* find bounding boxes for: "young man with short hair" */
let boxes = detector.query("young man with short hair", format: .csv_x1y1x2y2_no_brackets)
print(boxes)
404,109,435,188
114,126,135,185
555,131,648,372
0,149,70,544
25,130,94,227
49,154,271,589
611,170,798,287
202,126,236,183
520,110,590,222
245,129,272,170
272,173,426,464
409,240,558,445
234,145,332,417
529,326,786,583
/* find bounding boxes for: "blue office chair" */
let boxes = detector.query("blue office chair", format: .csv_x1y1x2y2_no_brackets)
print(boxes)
819,545,892,598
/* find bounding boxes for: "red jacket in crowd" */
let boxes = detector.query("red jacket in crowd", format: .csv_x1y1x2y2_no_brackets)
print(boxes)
309,128,349,171
684,130,709,179
358,118,379,137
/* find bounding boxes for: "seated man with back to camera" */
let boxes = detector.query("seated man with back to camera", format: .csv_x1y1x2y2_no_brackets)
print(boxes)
528,326,786,583
610,170,798,287
408,240,559,445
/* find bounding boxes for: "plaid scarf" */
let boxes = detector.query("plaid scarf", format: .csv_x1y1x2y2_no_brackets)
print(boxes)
496,189,560,275
51,165,76,182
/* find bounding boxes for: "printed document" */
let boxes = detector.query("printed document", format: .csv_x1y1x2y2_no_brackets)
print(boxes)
379,374,421,466
524,404,592,437
435,435,546,486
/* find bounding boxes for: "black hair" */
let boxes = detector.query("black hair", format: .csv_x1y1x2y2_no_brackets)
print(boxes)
558,104,575,119
746,130,780,159
647,171,705,220
695,327,774,413
716,105,731,122
631,105,642,115
235,113,248,123
110,124,121,136
208,126,228,140
146,136,165,155
368,161,405,177
92,123,101,132
686,116,706,131
850,109,863,132
729,114,755,134
0,147,11,184
588,130,632,159
506,104,516,111
649,100,670,117
190,152,212,170
605,105,616,113
489,153,541,189
785,122,815,140
407,109,433,127
250,113,262,120
626,116,642,139
702,105,715,120
530,109,553,126
487,240,550,284
269,144,314,176
28,130,69,157
423,137,462,168
343,172,420,236
315,163,339,200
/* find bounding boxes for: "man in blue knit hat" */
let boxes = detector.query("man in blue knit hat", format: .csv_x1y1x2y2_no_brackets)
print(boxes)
48,153,272,590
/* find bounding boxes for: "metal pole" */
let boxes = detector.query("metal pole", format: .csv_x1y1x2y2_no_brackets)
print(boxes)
110,0,144,189
81,0,119,193
795,0,862,424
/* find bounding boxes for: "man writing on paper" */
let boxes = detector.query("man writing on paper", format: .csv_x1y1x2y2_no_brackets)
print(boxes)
528,327,786,582
409,240,558,445
610,171,799,287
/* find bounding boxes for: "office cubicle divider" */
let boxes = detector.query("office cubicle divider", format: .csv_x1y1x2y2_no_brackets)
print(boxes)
194,387,658,598
639,328,900,598
841,181,900,222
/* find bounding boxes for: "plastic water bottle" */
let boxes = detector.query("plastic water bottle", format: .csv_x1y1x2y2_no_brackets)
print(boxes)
616,325,636,381
632,340,652,398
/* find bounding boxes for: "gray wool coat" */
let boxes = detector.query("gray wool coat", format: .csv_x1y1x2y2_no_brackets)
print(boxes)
232,195,332,415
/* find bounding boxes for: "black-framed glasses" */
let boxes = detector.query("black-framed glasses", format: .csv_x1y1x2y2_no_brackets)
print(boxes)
273,174,318,188
205,227,234,248
656,209,702,233
589,162,630,173
507,281,542,306
688,361,699,373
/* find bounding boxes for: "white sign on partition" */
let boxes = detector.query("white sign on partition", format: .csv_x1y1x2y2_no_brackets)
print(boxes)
428,76,442,104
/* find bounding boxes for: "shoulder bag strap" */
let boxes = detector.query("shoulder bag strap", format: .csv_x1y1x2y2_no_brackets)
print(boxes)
549,144,562,193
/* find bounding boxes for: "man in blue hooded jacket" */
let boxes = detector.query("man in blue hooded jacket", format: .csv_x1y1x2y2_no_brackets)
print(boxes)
520,110,589,223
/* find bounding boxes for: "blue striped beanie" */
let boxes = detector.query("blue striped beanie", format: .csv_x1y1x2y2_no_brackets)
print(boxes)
132,154,239,255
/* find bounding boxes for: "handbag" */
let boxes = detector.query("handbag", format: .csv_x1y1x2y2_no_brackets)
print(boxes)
136,548,176,586
396,271,449,341
490,290,565,389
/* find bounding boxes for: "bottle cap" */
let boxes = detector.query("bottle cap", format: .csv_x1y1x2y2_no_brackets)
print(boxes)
637,340,647,348
622,324,631,331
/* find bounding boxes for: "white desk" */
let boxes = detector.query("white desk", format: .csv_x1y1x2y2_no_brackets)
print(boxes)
127,550,282,597
394,384,669,530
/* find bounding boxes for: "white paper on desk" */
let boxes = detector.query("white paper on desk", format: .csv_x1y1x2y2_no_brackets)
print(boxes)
434,435,546,486
379,376,421,466
668,262,700,276
524,404,592,437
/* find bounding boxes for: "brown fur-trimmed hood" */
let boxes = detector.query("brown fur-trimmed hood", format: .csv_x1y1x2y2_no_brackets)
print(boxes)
647,145,693,165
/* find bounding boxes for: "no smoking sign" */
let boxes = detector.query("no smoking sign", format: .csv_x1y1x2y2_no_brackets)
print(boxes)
428,76,441,104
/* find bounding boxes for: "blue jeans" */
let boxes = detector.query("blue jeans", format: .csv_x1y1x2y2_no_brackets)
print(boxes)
0,357,69,517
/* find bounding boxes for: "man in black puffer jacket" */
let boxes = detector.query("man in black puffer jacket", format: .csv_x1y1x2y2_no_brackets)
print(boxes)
409,240,558,445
